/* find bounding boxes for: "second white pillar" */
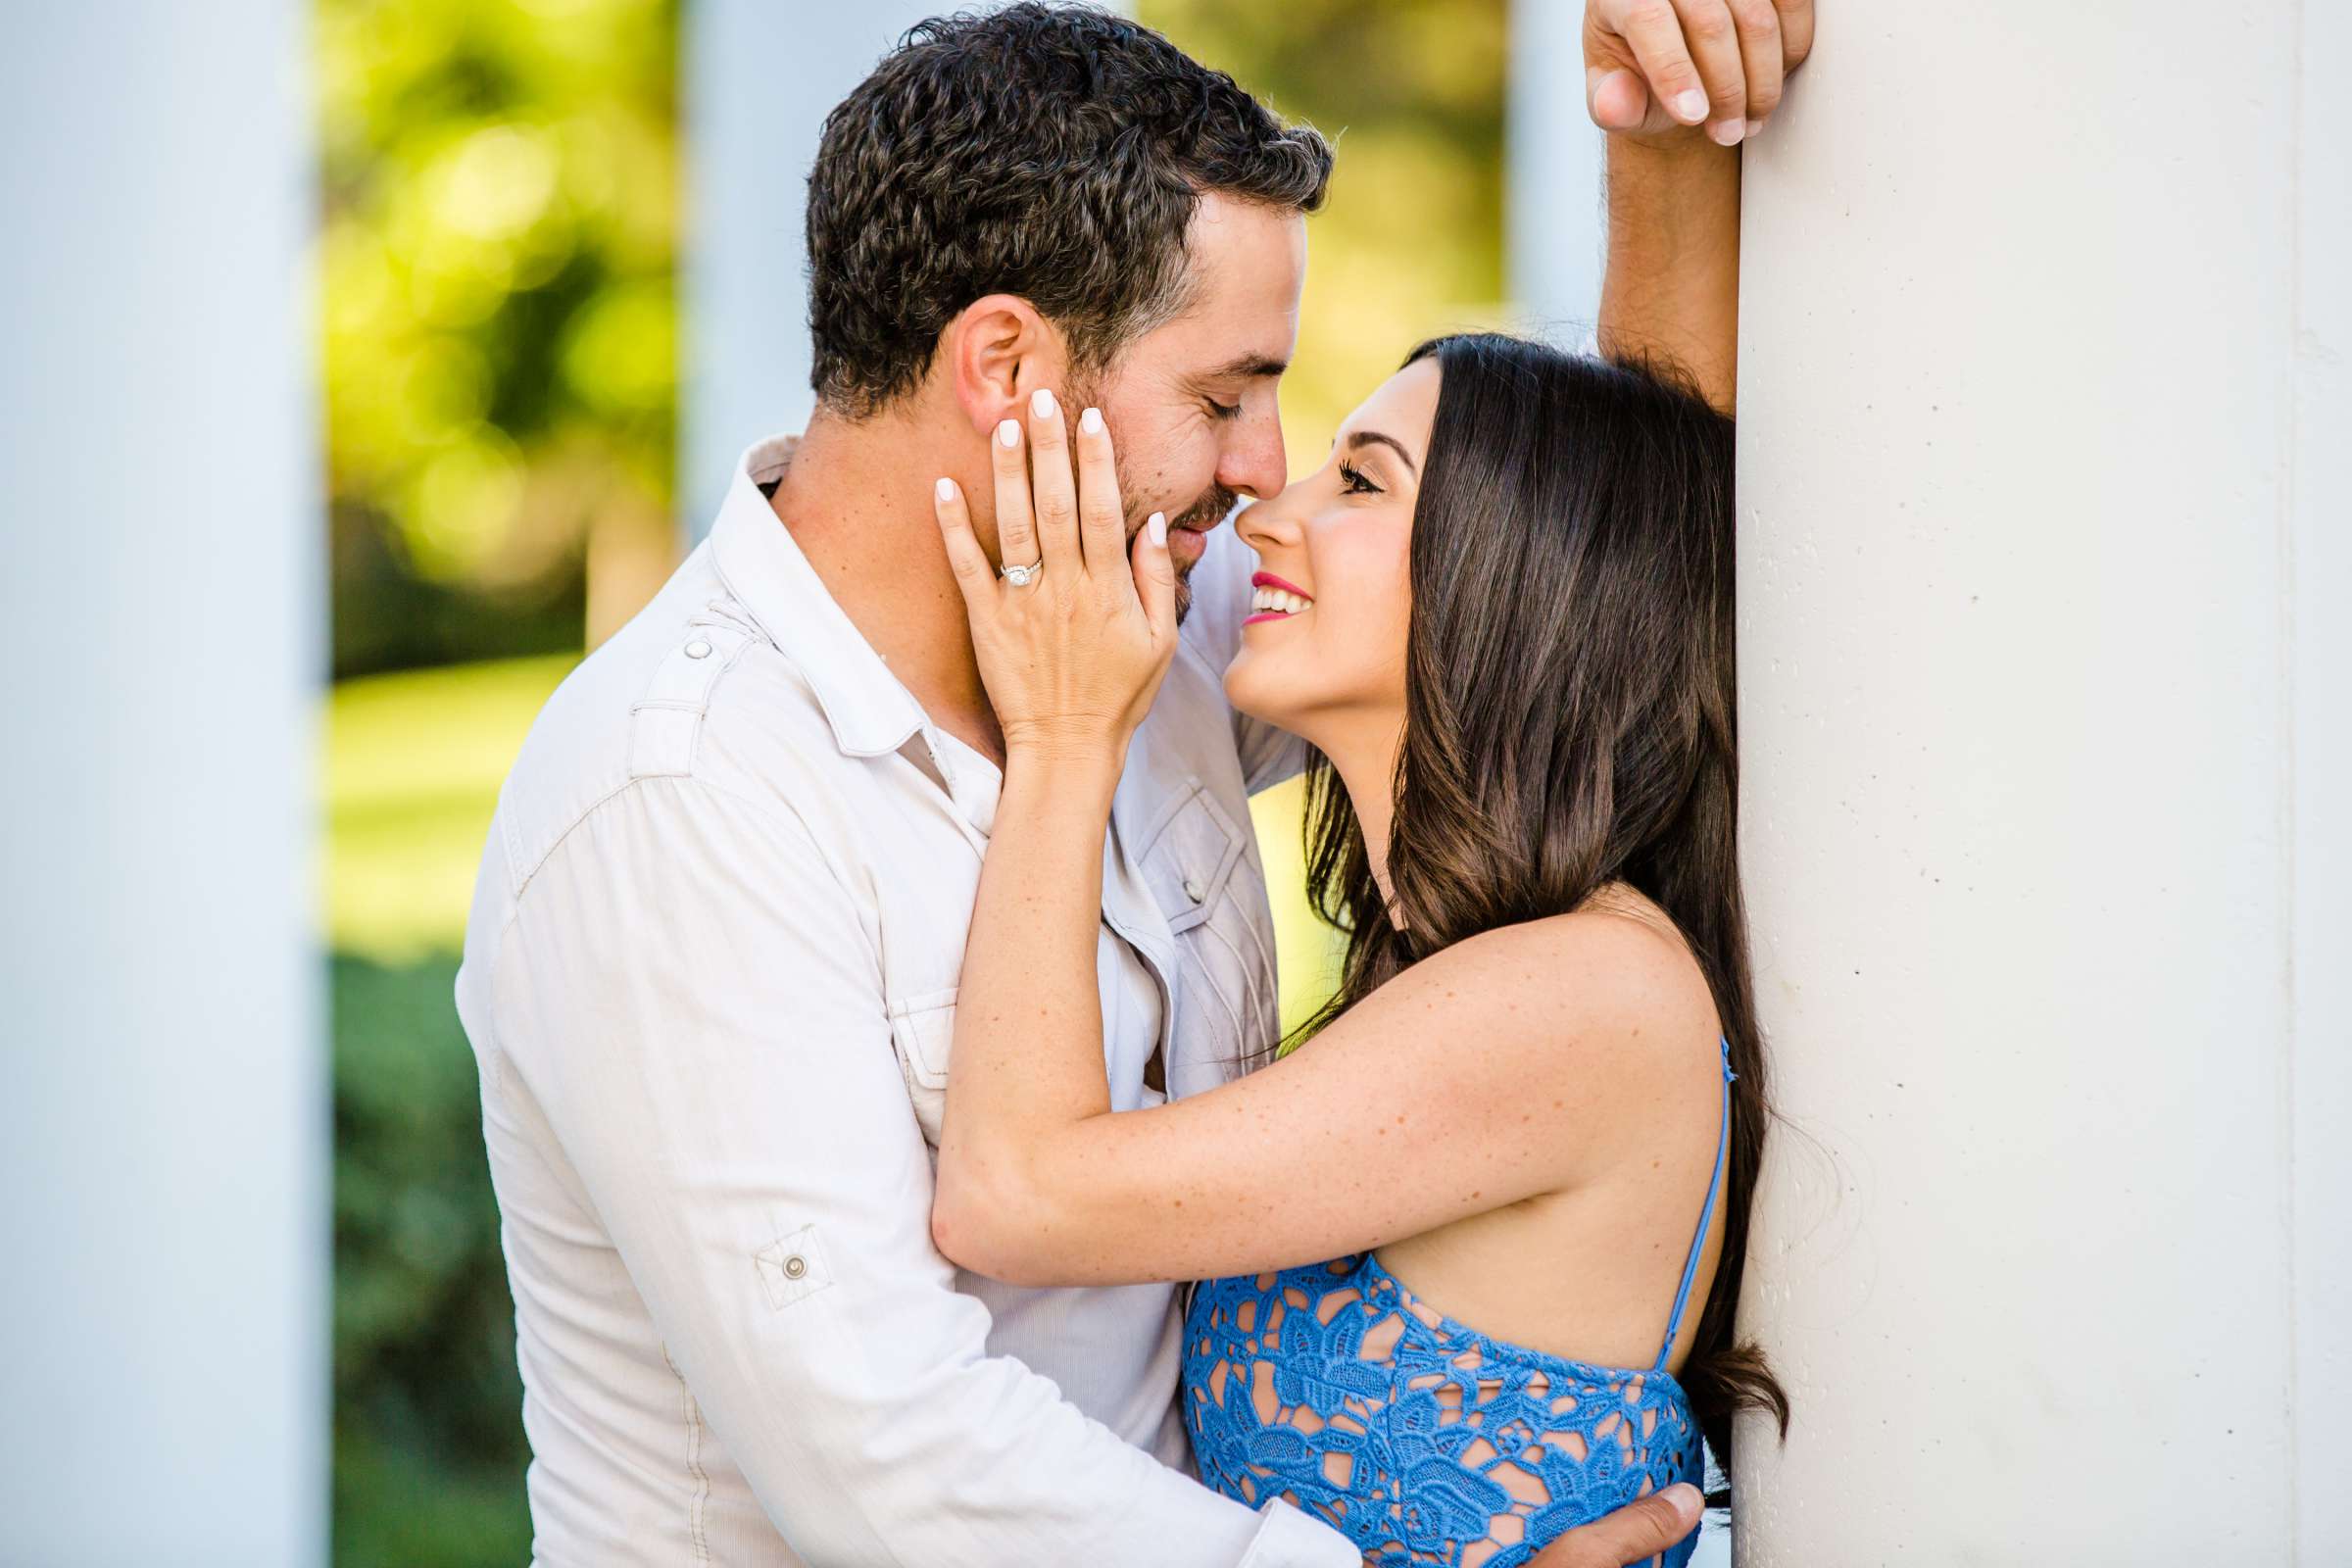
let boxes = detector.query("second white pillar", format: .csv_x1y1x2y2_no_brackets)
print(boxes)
1730,1,2349,1558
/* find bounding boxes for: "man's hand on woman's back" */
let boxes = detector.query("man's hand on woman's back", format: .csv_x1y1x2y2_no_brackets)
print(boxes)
1357,1483,1702,1568
1525,1482,1704,1567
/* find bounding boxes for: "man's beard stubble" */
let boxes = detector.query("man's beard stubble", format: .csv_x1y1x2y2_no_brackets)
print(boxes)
1166,483,1240,536
1113,458,1237,624
1076,372,1237,623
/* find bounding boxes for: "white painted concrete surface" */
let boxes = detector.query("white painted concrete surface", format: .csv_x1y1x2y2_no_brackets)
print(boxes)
0,4,326,1563
1731,2,2348,1559
2287,4,2351,1553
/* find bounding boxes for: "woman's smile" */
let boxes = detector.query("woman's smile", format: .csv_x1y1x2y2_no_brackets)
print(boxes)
1246,569,1313,623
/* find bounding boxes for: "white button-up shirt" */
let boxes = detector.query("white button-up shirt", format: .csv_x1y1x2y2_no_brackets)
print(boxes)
455,436,1346,1565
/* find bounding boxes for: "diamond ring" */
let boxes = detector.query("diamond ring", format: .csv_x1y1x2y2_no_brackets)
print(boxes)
1000,559,1043,587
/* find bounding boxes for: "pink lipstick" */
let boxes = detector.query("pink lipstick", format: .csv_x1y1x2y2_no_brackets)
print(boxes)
1245,570,1313,625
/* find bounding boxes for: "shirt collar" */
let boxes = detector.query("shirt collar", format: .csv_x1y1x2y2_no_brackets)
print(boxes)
708,433,930,760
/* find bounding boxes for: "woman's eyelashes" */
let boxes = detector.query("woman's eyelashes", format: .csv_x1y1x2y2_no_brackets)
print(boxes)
1337,459,1381,496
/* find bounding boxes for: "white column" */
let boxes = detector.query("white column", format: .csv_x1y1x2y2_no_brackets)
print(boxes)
0,4,326,1564
1732,2,2349,1560
1506,0,1606,339
681,3,960,538
2288,4,2352,1550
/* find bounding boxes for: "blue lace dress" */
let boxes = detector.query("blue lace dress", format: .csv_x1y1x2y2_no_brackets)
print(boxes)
1181,1042,1732,1568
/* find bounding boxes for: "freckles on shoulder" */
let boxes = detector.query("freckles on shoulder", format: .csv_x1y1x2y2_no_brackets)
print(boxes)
1489,908,1724,1072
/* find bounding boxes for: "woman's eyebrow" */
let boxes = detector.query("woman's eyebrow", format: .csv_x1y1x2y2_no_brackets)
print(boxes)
1342,429,1418,475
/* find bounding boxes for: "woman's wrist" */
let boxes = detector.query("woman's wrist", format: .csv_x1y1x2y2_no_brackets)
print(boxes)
1000,737,1124,815
1003,719,1131,776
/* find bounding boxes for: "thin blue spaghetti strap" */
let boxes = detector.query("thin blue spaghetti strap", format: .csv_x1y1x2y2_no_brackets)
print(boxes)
1654,1037,1735,1373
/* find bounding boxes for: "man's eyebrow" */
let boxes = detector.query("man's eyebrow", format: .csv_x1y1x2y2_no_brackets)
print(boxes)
1202,352,1290,380
1344,429,1418,475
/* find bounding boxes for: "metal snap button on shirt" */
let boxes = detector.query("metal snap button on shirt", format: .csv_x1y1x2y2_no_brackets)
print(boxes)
782,1254,808,1280
684,638,713,660
1183,878,1204,904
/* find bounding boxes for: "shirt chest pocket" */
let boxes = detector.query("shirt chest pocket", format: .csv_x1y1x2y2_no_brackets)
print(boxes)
1138,780,1245,933
885,985,956,1148
1137,781,1277,1071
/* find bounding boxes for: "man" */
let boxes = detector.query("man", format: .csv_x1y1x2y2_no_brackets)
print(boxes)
456,4,1800,1562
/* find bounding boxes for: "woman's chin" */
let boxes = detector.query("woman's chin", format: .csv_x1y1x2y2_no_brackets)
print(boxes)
1222,648,1293,732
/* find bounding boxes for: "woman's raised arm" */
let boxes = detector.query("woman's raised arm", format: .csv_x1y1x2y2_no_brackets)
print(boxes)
925,391,1715,1289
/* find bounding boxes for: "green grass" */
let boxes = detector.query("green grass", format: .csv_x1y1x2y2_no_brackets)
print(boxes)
324,655,577,962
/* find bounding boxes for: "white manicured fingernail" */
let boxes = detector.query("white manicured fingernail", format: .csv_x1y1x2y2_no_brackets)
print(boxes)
998,418,1020,448
936,476,956,502
1148,512,1166,546
1744,118,1765,138
1031,387,1056,419
1672,89,1708,122
1079,406,1103,435
1709,119,1744,146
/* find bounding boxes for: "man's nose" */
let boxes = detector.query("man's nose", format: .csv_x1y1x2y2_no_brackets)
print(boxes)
1219,405,1289,502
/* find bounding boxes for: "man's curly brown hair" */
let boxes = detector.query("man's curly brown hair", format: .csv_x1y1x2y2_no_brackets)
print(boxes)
807,4,1334,416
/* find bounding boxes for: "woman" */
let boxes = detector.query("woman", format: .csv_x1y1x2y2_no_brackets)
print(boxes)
927,334,1785,1566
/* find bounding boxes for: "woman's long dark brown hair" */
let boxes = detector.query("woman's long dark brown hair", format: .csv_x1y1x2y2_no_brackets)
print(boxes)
1281,332,1788,1475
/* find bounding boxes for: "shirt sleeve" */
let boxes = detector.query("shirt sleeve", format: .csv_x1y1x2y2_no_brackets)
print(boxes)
485,774,1357,1567
1185,508,1312,795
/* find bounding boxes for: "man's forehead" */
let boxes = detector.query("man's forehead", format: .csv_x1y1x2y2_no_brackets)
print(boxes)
1156,193,1306,370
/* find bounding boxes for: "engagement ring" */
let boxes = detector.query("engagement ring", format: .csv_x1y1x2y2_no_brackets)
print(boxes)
1001,559,1043,587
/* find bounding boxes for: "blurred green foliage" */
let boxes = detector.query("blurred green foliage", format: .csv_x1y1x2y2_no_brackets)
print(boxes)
320,0,677,1553
324,2,1502,1560
333,955,529,1564
1143,0,1510,475
318,0,678,678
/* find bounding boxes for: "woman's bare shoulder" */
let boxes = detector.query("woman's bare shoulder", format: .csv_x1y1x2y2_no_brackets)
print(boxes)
1457,890,1723,1072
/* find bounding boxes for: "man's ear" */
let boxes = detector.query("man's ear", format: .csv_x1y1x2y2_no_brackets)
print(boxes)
943,294,1066,436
